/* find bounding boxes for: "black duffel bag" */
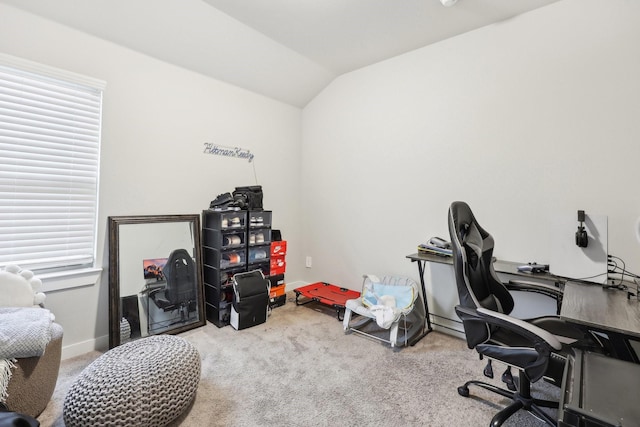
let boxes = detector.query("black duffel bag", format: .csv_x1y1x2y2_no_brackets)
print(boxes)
232,185,263,210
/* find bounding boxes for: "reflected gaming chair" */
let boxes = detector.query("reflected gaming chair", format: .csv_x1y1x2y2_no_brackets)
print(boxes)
447,201,602,427
150,249,197,322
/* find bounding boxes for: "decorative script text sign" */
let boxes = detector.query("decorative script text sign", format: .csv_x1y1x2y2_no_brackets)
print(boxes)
203,143,254,162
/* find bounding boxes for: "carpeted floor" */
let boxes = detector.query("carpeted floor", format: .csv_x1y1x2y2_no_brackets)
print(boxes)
37,294,558,426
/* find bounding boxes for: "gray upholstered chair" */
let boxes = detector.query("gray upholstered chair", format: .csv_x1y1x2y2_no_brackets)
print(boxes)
0,265,63,418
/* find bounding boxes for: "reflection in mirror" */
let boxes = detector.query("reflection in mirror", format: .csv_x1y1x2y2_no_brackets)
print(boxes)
108,215,205,348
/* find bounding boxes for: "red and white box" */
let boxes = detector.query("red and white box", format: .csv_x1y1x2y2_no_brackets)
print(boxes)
270,241,287,257
270,255,286,276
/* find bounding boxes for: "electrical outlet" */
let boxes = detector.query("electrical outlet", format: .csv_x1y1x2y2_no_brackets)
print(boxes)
305,256,312,268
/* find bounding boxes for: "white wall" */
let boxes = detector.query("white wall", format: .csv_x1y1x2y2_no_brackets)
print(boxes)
0,4,304,357
301,0,640,291
3,0,640,356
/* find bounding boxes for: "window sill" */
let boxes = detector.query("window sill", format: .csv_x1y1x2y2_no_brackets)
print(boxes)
40,267,103,292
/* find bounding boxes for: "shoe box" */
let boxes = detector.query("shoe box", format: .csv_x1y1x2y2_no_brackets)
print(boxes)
269,283,285,300
270,256,286,276
269,273,284,288
268,274,286,308
268,235,287,307
269,285,286,308
270,240,287,257
269,240,287,275
269,294,286,308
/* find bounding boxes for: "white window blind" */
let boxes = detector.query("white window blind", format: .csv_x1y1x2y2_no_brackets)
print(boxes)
0,55,105,272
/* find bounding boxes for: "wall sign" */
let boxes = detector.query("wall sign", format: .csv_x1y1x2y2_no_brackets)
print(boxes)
203,143,254,162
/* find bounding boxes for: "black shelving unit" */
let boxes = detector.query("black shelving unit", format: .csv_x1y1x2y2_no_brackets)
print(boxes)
202,209,247,327
202,209,273,327
247,210,272,278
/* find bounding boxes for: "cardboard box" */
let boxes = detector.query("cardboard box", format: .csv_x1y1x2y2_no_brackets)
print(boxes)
270,256,286,276
269,284,286,299
269,294,286,308
269,274,285,288
270,240,287,256
270,265,286,276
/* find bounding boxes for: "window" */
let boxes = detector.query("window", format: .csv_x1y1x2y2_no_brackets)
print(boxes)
0,54,105,277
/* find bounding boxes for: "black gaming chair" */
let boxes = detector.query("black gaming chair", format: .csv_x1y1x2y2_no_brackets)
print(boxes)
447,201,601,427
150,249,197,322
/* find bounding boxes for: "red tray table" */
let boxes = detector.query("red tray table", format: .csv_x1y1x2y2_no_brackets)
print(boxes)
294,282,360,320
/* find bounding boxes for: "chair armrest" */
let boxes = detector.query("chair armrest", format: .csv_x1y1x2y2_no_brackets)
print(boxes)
456,305,562,351
457,306,563,382
476,307,562,351
506,279,562,299
506,279,563,314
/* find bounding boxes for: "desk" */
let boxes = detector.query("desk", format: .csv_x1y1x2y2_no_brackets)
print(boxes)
406,252,448,328
561,281,640,362
559,350,640,426
406,252,563,339
405,252,441,344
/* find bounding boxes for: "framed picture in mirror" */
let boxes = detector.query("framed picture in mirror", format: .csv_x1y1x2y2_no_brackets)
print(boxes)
108,214,206,348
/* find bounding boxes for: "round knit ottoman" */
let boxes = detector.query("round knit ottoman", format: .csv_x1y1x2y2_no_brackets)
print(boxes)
63,335,200,427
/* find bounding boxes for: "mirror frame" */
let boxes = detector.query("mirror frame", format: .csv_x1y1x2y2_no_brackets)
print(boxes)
108,214,206,348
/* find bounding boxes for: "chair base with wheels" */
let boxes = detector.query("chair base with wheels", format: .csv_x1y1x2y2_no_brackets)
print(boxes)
458,362,559,426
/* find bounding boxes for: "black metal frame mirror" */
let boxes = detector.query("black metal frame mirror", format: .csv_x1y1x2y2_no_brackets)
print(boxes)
108,214,206,348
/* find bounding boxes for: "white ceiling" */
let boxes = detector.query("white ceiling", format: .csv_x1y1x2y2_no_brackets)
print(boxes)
1,0,562,107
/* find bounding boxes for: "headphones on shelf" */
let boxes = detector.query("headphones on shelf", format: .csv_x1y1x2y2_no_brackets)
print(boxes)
575,210,588,248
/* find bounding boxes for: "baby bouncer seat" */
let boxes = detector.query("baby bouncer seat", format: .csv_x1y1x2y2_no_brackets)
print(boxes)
343,274,425,348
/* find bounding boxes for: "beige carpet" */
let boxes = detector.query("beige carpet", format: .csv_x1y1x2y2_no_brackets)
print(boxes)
37,294,557,426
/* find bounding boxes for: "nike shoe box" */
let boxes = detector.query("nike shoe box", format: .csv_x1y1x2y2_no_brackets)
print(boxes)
270,256,286,276
270,240,287,257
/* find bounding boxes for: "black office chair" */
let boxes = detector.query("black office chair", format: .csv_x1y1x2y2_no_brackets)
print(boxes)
150,248,197,322
447,201,601,427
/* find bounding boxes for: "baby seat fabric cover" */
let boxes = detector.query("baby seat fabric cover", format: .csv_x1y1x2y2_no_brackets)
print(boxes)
343,274,425,348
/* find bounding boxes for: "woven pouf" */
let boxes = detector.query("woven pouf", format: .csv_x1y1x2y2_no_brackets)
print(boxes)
63,335,201,427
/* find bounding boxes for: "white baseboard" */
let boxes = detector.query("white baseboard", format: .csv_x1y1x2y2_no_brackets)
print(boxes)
61,334,109,360
285,280,308,292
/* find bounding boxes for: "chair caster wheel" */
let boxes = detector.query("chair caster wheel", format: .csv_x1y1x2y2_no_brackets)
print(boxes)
458,386,470,397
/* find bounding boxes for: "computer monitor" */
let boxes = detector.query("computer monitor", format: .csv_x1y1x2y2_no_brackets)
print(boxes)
142,257,168,281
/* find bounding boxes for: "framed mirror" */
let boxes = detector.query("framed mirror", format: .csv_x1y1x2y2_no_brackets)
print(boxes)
108,214,206,348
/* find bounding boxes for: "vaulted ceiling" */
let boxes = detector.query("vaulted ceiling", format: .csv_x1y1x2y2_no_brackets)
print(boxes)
1,0,562,107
